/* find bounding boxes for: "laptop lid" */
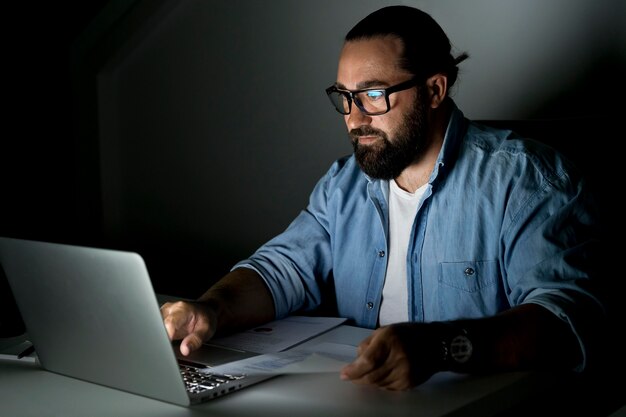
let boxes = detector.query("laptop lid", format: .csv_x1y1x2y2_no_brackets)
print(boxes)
0,237,194,406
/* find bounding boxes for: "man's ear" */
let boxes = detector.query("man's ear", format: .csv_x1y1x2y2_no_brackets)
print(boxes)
427,74,448,108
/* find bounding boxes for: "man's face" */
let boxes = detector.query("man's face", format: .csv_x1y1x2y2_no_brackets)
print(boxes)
336,36,429,180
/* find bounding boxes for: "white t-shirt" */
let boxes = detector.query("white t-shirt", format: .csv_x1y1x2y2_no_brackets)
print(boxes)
378,180,426,326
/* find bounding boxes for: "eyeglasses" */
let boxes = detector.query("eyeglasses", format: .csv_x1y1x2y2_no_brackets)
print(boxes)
325,77,420,116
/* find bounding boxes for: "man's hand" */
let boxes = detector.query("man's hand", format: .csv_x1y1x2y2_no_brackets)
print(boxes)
159,268,275,357
339,322,441,390
160,301,217,356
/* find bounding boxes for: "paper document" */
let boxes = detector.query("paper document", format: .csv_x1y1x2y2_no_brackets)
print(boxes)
209,316,347,354
205,342,357,376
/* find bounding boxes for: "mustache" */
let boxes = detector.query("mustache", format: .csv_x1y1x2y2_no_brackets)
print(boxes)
349,126,386,141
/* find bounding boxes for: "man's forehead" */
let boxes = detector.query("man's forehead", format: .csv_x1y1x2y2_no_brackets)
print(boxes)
337,36,408,87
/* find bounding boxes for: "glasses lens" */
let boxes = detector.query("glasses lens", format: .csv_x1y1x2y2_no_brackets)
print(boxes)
327,90,350,114
355,90,388,115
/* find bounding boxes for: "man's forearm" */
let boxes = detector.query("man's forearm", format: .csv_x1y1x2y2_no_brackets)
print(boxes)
197,267,276,335
451,303,581,373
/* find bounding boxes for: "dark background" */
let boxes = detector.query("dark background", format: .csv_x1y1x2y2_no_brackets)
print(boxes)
2,2,109,243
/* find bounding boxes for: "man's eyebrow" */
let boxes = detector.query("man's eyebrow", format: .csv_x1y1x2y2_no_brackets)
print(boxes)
334,79,390,90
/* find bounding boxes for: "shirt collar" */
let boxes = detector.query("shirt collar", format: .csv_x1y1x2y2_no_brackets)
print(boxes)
429,102,468,183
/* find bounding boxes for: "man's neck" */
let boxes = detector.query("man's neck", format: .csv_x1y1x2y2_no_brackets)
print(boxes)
394,101,452,193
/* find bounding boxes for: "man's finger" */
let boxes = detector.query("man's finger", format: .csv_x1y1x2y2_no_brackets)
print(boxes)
341,350,395,384
161,302,194,340
180,332,204,356
341,343,385,380
162,313,187,340
356,333,373,356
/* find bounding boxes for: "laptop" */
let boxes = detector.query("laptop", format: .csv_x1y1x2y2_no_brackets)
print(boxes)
0,236,274,406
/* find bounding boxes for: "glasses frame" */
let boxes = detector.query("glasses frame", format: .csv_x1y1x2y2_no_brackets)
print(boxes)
325,77,421,116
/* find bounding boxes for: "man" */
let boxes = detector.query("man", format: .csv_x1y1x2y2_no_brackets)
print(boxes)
161,6,605,390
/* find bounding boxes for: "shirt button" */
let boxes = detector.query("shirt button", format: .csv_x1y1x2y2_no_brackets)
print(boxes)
464,267,475,276
378,250,385,257
366,302,374,309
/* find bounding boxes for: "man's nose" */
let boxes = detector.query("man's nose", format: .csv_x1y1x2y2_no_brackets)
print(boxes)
345,106,372,131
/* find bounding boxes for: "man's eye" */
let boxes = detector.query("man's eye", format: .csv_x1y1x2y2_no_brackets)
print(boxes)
365,90,384,101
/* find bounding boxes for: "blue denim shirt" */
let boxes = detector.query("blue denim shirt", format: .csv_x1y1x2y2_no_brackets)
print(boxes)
234,106,603,369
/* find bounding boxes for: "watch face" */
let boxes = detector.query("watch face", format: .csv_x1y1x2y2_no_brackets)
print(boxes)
450,334,473,364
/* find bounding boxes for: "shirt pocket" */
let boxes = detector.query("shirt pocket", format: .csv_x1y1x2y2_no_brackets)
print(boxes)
438,260,499,293
437,260,503,319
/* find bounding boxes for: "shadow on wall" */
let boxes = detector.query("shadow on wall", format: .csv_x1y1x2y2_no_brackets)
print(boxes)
524,47,624,120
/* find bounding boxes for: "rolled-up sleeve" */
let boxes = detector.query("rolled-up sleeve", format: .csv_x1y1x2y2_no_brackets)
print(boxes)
502,160,605,371
233,162,338,319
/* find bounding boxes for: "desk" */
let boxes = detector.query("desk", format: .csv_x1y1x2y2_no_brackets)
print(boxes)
0,325,564,417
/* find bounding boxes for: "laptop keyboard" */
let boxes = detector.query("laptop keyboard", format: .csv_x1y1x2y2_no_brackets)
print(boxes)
179,363,246,394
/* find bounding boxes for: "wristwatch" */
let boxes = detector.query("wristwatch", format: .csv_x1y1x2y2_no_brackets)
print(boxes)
440,325,473,369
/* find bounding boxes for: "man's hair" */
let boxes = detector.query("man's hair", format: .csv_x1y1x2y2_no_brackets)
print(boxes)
346,5,468,89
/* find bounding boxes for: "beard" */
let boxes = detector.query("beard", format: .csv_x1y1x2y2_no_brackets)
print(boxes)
350,88,428,180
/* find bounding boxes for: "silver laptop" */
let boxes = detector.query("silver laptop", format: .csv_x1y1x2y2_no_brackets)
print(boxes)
0,236,274,406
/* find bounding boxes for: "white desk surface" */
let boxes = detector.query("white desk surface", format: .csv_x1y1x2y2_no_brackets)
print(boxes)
0,324,555,417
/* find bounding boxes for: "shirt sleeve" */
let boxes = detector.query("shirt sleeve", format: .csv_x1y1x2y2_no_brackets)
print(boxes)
232,160,340,319
501,152,606,372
